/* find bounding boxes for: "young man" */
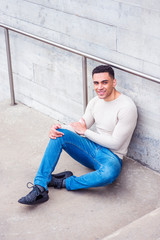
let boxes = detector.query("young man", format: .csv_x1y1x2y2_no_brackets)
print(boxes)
18,65,137,205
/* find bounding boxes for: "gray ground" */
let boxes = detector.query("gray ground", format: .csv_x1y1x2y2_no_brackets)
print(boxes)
1,100,160,240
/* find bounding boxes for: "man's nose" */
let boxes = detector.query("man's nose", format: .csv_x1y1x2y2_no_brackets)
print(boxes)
98,83,103,89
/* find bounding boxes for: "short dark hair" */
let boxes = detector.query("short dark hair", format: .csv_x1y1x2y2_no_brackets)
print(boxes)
92,65,115,79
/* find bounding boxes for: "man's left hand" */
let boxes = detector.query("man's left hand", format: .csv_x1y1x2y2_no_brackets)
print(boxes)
70,118,87,135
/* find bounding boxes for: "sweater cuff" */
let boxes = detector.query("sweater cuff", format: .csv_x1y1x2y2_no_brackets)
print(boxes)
84,129,93,138
61,124,76,133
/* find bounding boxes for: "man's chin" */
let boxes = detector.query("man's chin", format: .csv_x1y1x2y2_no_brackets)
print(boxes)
97,95,106,99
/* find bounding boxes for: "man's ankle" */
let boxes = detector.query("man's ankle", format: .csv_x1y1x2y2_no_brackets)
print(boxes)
36,185,45,192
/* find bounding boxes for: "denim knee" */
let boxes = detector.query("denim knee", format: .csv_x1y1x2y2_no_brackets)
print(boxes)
97,165,121,186
57,128,75,138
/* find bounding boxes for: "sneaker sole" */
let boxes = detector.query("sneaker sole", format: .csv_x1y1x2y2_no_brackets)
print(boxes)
18,194,49,205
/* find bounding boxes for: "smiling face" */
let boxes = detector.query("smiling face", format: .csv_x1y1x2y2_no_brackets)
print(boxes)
93,72,117,101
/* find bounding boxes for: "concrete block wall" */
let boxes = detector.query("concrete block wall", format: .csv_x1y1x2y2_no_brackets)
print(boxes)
0,0,160,170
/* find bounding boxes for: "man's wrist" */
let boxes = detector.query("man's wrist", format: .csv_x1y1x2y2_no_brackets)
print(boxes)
83,129,88,136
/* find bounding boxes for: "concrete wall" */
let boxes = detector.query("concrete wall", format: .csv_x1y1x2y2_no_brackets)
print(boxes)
0,0,160,171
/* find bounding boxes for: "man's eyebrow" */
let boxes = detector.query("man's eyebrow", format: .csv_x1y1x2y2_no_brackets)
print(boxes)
93,79,109,83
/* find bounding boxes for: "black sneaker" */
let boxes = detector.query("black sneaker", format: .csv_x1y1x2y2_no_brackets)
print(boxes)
48,171,73,189
18,182,49,205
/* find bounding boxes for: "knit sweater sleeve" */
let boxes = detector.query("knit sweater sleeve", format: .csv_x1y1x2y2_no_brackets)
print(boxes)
84,103,137,150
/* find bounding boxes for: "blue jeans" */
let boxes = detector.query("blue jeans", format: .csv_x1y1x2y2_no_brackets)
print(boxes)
34,129,122,191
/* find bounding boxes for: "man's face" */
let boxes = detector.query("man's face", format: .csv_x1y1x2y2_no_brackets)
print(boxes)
93,72,116,101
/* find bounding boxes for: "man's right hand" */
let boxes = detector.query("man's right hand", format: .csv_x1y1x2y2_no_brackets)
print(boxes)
49,124,64,139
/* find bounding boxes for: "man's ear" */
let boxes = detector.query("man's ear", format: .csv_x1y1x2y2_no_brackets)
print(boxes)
113,78,117,87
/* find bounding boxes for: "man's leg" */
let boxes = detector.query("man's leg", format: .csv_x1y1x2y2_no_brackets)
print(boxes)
37,128,122,191
39,129,122,191
34,129,98,190
18,129,97,205
18,129,122,204
64,145,122,191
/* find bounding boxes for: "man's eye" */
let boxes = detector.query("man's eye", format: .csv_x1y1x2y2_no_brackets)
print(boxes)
103,81,108,85
94,82,98,85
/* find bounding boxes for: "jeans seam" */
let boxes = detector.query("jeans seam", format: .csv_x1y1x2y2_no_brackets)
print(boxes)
62,140,102,168
46,146,62,184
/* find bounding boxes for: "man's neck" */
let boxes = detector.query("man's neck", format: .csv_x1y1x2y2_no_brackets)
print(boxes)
104,89,121,102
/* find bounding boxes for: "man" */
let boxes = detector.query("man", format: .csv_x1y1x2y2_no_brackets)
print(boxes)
18,65,137,205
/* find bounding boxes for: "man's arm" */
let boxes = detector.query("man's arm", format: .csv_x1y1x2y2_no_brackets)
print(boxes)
84,105,137,151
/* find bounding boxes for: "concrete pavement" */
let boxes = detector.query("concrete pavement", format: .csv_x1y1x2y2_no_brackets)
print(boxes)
0,100,160,240
102,207,160,240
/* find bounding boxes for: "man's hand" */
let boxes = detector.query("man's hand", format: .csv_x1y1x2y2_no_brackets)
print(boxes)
49,124,64,139
70,118,87,135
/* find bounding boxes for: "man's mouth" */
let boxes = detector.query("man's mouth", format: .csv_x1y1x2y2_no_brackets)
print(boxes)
97,91,106,96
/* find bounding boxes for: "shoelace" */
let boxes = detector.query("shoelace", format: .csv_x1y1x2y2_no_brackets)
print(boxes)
26,182,40,196
27,182,34,189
